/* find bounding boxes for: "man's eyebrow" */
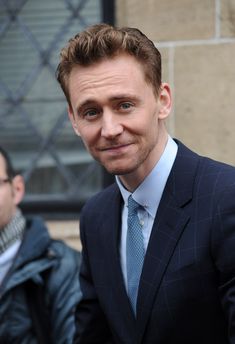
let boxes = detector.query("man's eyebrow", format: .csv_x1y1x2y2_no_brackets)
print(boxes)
76,99,96,112
109,94,139,101
76,94,139,112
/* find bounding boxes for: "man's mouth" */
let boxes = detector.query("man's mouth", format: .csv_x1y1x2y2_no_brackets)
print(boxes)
99,143,132,151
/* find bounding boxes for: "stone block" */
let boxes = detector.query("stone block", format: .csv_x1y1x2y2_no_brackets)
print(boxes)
46,220,82,251
116,0,215,41
174,43,235,165
221,0,235,38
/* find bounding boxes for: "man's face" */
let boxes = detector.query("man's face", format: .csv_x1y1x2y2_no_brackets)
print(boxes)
0,154,15,228
68,53,171,189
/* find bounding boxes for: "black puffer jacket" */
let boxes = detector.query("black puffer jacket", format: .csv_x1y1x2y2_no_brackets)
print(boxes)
0,217,81,344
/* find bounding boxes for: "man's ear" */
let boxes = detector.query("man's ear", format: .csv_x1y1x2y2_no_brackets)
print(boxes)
12,175,25,206
158,83,172,120
68,106,80,136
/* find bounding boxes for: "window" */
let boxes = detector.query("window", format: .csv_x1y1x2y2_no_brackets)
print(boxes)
0,0,115,218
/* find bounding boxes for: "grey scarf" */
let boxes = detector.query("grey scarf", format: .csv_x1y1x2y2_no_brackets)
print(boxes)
0,208,26,254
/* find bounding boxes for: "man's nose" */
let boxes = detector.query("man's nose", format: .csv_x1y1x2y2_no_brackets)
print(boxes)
101,113,123,138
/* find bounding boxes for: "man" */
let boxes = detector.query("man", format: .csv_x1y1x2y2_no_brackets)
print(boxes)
0,146,81,343
57,24,235,343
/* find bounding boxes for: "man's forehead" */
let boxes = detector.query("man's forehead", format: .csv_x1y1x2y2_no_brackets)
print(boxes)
69,53,145,86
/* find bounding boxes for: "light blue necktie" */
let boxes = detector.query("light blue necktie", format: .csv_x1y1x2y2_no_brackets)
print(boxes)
126,195,145,315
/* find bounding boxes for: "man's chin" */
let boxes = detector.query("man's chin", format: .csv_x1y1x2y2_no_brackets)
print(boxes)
104,165,136,176
97,156,139,176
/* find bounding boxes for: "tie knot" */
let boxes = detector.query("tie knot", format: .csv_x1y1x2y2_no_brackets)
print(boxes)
128,195,139,216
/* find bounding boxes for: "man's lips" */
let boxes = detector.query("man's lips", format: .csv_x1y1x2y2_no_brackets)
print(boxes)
99,143,132,151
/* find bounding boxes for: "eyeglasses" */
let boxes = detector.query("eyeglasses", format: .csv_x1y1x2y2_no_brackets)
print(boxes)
0,178,11,187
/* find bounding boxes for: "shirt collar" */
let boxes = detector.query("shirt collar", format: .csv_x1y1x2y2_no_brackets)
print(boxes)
116,136,178,217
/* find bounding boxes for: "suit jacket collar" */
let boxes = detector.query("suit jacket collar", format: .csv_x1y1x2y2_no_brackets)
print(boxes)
136,140,201,341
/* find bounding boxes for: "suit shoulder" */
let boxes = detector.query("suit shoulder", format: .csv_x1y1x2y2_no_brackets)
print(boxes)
201,156,235,181
193,155,235,201
177,139,235,179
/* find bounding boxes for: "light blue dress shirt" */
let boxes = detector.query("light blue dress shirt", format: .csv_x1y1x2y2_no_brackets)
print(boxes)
116,136,178,289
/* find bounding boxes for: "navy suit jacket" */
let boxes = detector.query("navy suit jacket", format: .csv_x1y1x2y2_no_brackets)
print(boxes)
75,141,235,344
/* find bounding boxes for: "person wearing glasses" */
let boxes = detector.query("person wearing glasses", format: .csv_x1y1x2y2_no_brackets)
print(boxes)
0,146,81,344
57,24,235,343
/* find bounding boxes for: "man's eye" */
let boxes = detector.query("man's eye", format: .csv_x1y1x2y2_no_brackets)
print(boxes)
84,109,98,118
120,102,132,110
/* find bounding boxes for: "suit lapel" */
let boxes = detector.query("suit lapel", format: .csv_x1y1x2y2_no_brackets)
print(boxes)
136,191,190,340
136,141,200,342
100,186,136,331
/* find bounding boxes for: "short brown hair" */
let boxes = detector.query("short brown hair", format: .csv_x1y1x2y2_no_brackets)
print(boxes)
56,23,162,104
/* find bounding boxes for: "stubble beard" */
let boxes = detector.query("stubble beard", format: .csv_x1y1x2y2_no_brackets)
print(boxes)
98,142,157,177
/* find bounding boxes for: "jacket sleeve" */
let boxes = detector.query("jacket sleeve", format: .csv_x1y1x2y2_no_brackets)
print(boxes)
47,242,82,344
212,183,235,342
73,212,113,344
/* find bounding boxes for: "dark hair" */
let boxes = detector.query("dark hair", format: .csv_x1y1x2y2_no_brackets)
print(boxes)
56,23,162,105
0,146,16,179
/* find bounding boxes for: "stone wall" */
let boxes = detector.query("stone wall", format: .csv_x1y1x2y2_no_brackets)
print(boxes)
116,0,235,164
